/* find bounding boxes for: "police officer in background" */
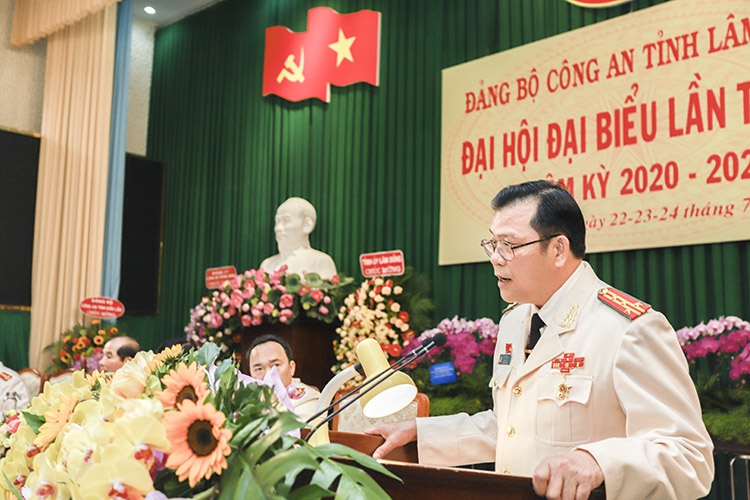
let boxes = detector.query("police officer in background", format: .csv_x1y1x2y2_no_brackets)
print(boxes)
367,180,714,500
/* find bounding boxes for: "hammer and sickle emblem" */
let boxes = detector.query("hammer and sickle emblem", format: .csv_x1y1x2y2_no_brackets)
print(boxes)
276,48,305,83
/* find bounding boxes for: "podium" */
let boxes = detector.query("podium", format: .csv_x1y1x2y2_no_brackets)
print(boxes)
328,431,606,500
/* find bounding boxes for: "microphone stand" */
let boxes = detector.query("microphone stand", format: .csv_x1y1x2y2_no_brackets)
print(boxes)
304,337,440,442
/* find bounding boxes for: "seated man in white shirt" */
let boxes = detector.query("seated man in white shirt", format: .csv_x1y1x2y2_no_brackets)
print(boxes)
247,334,320,422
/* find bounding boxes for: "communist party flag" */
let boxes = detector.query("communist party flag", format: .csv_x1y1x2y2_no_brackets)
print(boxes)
262,7,381,103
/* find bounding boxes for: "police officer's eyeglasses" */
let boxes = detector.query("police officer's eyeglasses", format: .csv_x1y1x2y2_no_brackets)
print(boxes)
480,234,561,261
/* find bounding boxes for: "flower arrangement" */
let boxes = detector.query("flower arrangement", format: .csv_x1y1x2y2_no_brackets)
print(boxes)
332,268,434,381
676,315,750,445
43,320,122,375
402,316,498,416
186,266,354,359
0,410,21,459
0,343,397,499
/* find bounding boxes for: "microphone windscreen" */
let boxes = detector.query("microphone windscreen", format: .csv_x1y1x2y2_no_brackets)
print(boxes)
430,332,448,347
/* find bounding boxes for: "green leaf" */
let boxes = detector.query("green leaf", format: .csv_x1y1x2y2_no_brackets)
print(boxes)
285,273,302,293
303,273,323,288
332,462,394,500
2,471,23,500
21,411,45,433
311,443,400,481
253,448,320,488
218,453,269,500
286,484,334,500
195,342,220,366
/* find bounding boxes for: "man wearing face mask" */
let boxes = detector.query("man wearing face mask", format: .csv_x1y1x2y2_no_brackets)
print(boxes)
259,197,337,280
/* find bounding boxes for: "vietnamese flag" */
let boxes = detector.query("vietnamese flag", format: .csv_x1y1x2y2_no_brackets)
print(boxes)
262,26,331,102
307,7,381,88
262,8,381,102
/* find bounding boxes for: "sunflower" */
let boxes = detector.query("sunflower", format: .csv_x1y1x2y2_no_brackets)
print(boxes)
34,392,79,449
162,400,231,487
156,362,208,409
147,344,185,374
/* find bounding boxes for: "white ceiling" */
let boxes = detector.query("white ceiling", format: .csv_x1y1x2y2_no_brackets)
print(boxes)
131,0,224,28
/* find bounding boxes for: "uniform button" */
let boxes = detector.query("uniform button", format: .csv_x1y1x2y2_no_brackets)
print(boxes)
512,386,523,397
501,468,509,474
506,426,515,437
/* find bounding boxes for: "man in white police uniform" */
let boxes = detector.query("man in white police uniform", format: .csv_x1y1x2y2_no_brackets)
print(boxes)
367,180,713,500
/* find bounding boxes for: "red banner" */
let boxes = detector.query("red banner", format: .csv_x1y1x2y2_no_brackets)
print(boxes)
205,265,237,289
359,250,405,277
79,296,125,319
263,7,381,102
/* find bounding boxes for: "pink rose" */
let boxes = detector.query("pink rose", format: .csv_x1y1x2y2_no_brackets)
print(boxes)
279,293,294,309
230,289,244,308
310,289,324,303
209,312,223,329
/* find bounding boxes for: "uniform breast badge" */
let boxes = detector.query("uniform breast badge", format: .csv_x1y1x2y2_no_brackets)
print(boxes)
498,343,512,365
551,352,585,400
289,386,307,400
559,305,579,328
557,377,571,400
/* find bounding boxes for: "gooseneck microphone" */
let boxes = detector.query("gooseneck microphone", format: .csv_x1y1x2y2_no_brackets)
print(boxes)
304,332,447,442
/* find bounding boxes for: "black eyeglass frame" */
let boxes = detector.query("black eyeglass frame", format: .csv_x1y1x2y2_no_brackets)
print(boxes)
480,234,562,261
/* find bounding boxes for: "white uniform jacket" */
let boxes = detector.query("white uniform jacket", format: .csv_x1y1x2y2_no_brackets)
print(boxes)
289,378,321,422
417,262,714,500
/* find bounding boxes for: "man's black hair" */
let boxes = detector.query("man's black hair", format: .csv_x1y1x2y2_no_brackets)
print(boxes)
249,334,294,361
491,179,586,258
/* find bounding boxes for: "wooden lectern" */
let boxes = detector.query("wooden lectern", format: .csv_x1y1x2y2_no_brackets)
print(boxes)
328,431,606,500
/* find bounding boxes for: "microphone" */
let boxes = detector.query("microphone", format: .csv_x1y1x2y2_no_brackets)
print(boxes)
398,332,447,366
304,333,447,443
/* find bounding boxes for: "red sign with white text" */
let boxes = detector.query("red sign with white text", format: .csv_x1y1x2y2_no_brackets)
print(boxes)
79,296,125,319
359,250,405,277
262,7,381,102
205,266,237,289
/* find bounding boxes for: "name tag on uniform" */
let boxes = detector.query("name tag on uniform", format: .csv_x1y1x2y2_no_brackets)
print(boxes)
498,354,511,365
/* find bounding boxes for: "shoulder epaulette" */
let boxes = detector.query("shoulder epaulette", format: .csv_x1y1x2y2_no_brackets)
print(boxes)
501,302,519,315
597,287,651,320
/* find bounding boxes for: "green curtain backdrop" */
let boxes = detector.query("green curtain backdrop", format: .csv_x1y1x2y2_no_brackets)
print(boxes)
132,0,749,353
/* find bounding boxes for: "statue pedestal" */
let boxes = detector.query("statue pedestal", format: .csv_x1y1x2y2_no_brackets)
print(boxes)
240,317,338,390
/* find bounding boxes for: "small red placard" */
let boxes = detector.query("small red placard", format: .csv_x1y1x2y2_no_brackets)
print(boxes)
359,250,405,277
205,265,237,289
79,296,125,319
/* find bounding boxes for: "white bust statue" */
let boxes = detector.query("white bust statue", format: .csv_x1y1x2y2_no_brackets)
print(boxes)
259,197,338,280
